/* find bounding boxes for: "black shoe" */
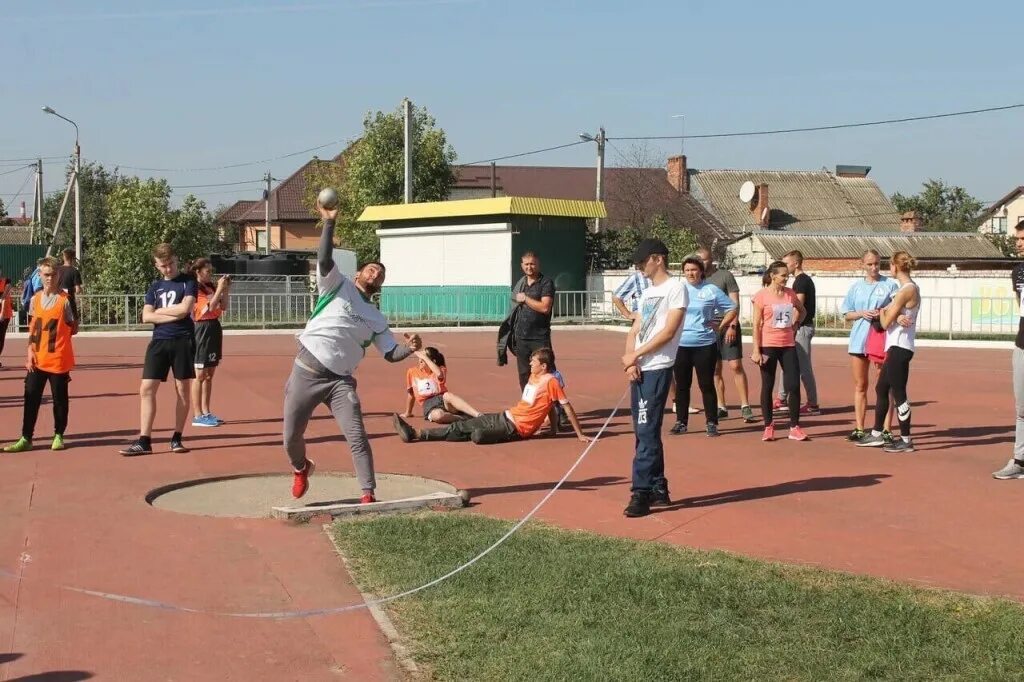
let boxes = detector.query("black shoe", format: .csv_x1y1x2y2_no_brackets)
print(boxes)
393,414,416,443
650,487,671,507
119,440,153,457
669,422,687,435
624,491,652,518
846,429,865,442
170,438,190,453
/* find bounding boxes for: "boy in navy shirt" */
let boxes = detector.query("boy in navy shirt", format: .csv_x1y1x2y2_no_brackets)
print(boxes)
120,243,198,456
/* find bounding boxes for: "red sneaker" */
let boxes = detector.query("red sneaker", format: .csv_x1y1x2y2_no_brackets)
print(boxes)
360,493,376,504
788,426,809,441
292,460,315,499
799,404,820,416
772,397,785,412
762,424,775,441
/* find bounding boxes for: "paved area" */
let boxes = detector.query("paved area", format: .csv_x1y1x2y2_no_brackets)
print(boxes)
0,330,1019,679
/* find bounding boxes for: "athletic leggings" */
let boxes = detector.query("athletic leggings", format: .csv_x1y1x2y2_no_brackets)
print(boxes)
23,369,70,439
673,343,719,425
873,346,913,437
759,346,800,427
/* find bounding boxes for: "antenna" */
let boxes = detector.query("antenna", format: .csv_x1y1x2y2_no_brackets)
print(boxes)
739,180,756,203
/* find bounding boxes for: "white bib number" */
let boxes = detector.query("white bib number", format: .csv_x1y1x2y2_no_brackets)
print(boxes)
772,303,794,329
158,290,178,308
414,377,440,397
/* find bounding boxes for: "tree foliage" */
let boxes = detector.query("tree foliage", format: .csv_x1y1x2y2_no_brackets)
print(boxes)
891,180,984,233
0,198,7,221
585,216,700,270
304,103,457,263
93,179,218,294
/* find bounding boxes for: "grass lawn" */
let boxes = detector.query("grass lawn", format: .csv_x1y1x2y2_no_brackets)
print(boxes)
332,513,1024,681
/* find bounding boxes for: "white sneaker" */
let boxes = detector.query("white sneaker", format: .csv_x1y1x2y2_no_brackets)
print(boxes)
992,459,1024,480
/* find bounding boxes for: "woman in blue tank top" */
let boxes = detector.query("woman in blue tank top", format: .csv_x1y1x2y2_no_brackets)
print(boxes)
670,257,737,437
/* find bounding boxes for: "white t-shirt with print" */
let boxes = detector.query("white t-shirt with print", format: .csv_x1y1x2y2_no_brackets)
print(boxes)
298,265,398,376
634,277,688,371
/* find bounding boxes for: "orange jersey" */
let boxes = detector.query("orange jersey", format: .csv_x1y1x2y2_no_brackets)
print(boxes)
29,291,75,374
406,366,447,404
507,373,568,437
0,279,12,320
193,281,223,321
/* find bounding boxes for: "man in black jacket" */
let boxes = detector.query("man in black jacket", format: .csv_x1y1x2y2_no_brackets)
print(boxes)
510,251,556,390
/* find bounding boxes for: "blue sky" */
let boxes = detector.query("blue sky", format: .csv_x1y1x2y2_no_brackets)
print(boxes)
3,0,1021,213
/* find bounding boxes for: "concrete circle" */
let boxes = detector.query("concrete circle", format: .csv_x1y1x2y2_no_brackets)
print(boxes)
147,472,458,518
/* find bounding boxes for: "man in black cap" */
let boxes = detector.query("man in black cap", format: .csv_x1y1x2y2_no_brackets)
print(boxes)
620,238,688,518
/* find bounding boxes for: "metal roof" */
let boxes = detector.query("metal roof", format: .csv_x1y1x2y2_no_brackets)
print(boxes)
690,169,902,233
749,231,1003,260
357,196,607,222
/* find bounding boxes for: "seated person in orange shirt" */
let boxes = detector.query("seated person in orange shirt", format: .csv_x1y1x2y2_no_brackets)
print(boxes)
393,347,588,444
401,347,482,423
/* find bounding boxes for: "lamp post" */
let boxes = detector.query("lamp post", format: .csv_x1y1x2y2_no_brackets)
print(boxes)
42,106,81,260
579,127,606,232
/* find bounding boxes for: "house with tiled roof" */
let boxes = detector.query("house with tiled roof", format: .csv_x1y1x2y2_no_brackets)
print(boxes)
217,153,345,253
688,164,1003,271
977,185,1024,235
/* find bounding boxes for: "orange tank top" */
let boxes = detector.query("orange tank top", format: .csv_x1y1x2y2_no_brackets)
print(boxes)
193,281,223,321
29,291,75,373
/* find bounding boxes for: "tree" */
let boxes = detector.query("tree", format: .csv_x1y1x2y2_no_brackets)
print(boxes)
304,104,457,263
891,180,984,232
0,198,7,221
93,178,218,294
584,216,699,270
985,233,1019,258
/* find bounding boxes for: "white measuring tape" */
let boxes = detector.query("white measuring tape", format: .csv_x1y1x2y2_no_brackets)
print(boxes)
0,388,629,619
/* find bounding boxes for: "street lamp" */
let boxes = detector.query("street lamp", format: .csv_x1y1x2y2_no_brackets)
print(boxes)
42,106,81,261
579,127,606,232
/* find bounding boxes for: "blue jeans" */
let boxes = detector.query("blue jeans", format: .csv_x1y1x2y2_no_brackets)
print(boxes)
630,367,673,493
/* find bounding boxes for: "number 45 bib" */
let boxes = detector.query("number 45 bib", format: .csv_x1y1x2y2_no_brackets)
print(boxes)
772,302,794,329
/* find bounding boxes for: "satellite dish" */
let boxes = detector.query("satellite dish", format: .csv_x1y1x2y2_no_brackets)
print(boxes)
739,180,756,203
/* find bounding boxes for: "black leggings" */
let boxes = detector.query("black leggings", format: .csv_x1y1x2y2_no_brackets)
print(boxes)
0,318,9,356
673,343,720,425
759,346,799,426
874,346,913,437
23,369,70,439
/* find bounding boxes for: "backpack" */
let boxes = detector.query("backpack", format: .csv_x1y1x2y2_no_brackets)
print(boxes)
21,268,41,310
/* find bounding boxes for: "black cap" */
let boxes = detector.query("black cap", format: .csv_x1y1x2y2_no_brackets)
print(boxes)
633,238,669,265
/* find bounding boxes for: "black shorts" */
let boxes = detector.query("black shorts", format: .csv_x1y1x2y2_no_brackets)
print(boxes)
194,319,224,369
143,336,196,382
422,394,446,420
717,324,743,362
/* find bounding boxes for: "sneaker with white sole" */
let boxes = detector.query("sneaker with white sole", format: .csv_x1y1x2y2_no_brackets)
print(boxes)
855,432,887,447
992,459,1024,480
191,414,217,427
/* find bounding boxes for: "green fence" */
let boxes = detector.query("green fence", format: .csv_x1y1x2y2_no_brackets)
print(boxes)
0,245,46,280
379,286,511,323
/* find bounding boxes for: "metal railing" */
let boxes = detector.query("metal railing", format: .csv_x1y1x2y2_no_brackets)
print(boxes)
11,289,1020,339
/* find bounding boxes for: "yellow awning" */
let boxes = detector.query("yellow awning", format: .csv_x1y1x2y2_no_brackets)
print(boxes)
357,196,606,222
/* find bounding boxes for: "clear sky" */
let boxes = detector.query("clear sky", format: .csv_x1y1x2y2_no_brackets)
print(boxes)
3,0,1021,214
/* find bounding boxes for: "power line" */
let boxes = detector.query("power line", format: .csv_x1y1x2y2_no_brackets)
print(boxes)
167,179,265,189
111,138,350,172
0,164,33,177
458,140,590,167
609,103,1024,141
0,155,66,164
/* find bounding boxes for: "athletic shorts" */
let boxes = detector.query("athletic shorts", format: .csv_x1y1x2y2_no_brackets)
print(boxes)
422,394,446,420
717,324,743,362
194,319,224,369
143,336,196,382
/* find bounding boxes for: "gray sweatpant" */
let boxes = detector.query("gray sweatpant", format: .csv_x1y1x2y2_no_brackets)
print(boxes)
1013,347,1024,461
778,325,819,405
283,352,375,491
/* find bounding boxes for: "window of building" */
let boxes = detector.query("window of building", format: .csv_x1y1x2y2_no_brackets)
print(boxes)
256,229,268,250
994,216,1008,234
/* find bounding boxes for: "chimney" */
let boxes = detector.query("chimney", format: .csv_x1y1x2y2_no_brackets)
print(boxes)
20,202,26,219
752,183,770,228
900,210,923,233
666,155,689,193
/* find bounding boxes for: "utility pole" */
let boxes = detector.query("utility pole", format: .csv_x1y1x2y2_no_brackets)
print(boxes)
595,126,605,232
403,98,414,203
74,136,81,260
33,158,43,244
264,170,272,255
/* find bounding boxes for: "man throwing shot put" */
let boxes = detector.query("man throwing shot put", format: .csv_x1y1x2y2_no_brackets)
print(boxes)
285,195,421,502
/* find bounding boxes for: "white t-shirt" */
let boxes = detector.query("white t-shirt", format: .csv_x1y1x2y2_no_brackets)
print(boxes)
634,277,688,371
298,265,398,376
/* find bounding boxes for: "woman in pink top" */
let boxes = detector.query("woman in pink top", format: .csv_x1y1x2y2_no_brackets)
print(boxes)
751,261,808,442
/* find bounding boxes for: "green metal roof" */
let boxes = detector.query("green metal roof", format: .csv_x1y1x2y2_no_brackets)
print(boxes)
357,196,607,223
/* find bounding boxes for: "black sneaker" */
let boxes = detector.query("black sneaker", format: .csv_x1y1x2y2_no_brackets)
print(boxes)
170,438,190,453
669,422,687,435
119,440,153,457
393,414,417,442
650,487,671,507
624,491,652,518
706,423,720,437
884,438,915,453
847,429,865,442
